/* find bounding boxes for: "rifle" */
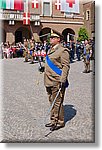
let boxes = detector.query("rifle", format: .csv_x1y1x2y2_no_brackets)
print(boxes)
29,25,43,68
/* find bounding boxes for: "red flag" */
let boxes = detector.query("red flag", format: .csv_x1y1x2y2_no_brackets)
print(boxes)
23,12,30,25
55,0,61,10
14,0,23,10
32,0,39,8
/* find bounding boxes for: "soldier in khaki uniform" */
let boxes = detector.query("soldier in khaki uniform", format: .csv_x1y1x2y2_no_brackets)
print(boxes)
83,40,91,73
29,39,35,64
43,30,70,131
23,39,29,62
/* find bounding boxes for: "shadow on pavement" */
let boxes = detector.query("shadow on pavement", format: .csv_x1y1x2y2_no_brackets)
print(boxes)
64,104,77,124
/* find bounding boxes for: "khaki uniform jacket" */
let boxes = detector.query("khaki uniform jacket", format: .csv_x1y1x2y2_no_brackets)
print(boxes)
44,44,70,87
83,43,91,61
85,44,91,54
30,42,34,50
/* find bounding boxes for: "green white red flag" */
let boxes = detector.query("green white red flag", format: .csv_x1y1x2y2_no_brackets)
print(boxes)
0,0,24,10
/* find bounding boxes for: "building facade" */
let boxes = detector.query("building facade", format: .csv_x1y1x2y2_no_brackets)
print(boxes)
0,0,95,45
83,0,95,40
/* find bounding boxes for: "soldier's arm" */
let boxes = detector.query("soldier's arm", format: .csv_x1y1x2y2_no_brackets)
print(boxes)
89,45,92,58
60,48,70,83
30,44,34,50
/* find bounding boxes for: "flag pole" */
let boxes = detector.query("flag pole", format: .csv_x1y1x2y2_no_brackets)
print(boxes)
30,24,34,40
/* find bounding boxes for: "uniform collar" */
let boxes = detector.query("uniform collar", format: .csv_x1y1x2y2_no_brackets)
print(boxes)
48,44,60,55
53,44,59,50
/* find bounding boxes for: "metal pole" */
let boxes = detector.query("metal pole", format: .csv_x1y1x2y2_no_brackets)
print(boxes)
39,33,50,38
30,25,34,39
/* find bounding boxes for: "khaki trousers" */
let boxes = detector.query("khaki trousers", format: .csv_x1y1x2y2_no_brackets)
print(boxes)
84,60,90,72
24,51,28,62
46,85,65,126
83,56,90,72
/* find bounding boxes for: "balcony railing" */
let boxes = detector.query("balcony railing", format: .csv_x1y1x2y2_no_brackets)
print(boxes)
0,10,40,21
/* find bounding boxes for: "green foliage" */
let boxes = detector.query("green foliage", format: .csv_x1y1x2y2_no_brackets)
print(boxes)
77,27,89,42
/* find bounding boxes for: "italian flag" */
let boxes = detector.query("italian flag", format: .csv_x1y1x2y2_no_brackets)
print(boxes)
0,0,24,10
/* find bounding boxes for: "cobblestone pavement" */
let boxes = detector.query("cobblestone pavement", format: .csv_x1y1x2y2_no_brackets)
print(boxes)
0,58,95,143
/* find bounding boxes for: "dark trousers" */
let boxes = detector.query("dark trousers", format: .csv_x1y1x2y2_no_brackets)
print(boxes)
77,52,81,61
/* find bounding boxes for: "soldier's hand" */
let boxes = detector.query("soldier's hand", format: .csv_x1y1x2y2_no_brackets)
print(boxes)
59,82,65,90
59,80,69,89
38,66,45,73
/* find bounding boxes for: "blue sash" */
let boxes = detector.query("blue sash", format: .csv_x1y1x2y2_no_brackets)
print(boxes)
46,55,69,88
46,55,62,76
86,54,90,61
30,51,33,55
84,46,86,55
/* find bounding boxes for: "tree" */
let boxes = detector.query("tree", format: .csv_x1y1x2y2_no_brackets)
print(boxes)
77,27,89,42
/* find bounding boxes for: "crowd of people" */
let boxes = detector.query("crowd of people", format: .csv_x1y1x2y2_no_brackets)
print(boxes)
0,39,49,63
23,38,50,63
0,41,24,59
0,37,95,67
63,39,94,63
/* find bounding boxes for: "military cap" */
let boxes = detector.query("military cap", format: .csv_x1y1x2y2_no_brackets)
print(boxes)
50,29,63,39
